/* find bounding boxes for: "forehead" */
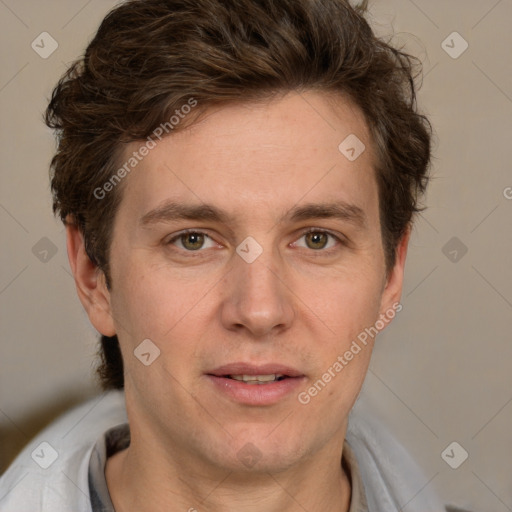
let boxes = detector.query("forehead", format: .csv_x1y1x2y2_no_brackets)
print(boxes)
115,91,378,225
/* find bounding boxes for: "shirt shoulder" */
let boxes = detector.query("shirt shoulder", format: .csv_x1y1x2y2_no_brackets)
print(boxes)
346,396,446,512
0,391,127,512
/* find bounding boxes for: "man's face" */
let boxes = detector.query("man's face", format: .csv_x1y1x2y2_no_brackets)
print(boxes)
100,91,403,472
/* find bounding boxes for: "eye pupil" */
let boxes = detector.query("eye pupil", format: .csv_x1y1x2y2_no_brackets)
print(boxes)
306,232,328,250
182,232,204,250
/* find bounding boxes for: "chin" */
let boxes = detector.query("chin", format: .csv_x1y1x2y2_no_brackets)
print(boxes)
223,429,309,473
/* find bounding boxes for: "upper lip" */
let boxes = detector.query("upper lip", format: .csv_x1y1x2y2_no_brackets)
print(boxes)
207,363,304,378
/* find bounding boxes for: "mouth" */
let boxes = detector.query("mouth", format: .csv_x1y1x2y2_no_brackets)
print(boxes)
222,374,288,384
207,363,303,381
206,363,305,405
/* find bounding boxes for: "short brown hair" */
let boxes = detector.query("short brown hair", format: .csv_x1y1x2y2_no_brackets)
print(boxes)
45,0,432,390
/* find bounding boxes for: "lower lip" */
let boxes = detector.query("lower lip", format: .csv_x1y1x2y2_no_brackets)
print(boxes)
206,375,305,406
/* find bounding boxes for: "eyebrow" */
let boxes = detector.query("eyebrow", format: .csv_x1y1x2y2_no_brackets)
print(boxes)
140,200,366,229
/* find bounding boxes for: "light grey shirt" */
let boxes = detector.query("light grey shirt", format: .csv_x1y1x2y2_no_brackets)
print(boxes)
0,390,448,511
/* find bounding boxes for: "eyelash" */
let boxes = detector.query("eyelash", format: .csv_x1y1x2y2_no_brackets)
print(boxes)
165,228,345,256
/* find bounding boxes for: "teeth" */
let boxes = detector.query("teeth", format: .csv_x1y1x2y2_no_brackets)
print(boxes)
230,374,284,384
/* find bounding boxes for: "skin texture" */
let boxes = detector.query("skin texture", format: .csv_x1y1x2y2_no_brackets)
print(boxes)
67,90,409,512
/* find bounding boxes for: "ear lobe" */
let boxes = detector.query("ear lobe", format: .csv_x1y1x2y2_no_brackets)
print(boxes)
379,225,411,316
66,223,116,337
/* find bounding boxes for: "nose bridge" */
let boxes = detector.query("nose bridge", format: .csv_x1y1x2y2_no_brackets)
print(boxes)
220,235,294,336
236,237,283,308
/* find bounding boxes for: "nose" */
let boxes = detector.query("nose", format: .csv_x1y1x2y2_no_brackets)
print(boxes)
219,242,295,339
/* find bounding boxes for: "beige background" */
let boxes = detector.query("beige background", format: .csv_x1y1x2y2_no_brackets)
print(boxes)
0,0,511,510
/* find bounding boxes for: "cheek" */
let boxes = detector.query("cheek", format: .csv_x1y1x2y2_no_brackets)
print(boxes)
301,268,382,403
311,266,383,336
109,253,219,352
298,276,381,410
109,255,174,341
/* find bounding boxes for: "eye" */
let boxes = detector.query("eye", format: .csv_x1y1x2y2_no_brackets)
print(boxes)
166,230,217,251
293,229,343,252
165,228,344,255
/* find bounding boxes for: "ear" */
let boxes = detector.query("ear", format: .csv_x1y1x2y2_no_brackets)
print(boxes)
66,223,116,337
378,225,411,316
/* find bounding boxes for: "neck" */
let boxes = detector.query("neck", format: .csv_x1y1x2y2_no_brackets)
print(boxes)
105,434,352,512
